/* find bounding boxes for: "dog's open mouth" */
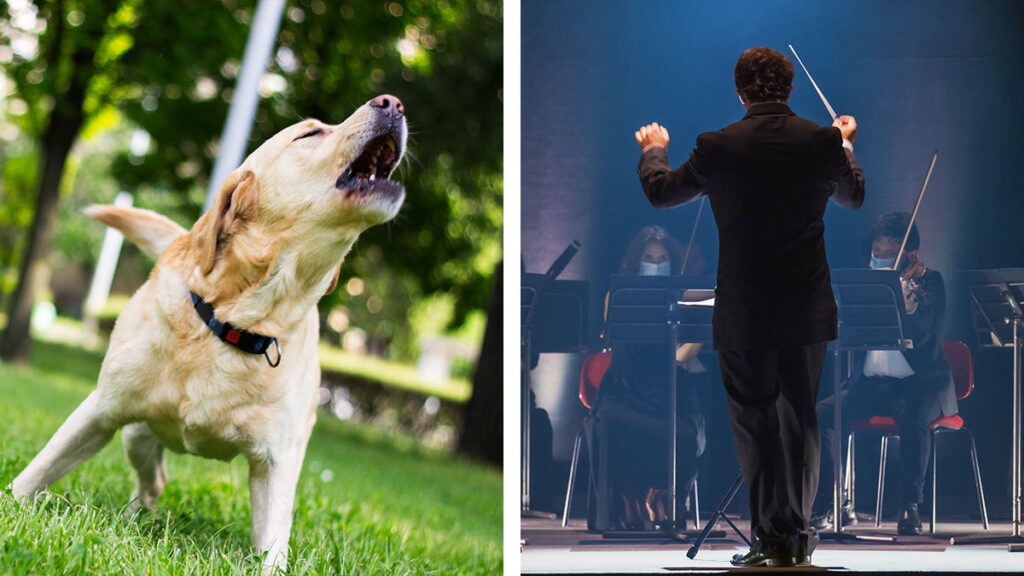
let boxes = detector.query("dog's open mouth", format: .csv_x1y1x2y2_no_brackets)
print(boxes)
335,132,403,197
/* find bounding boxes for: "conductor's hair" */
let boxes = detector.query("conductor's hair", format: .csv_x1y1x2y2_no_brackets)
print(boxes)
734,47,794,104
872,211,920,252
619,226,685,276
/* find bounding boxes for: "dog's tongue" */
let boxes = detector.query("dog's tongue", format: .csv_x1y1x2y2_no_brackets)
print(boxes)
379,147,395,172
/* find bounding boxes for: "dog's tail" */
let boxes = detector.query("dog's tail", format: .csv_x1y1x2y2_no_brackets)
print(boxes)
84,205,187,259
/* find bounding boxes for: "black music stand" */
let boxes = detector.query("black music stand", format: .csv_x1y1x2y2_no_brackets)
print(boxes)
819,269,910,542
951,269,1024,547
687,472,748,558
604,274,715,537
521,273,588,517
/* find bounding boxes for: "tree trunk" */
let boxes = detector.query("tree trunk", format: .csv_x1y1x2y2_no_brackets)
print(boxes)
0,0,91,363
0,110,83,363
458,261,503,466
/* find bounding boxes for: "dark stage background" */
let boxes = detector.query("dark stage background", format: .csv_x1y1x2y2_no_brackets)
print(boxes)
522,0,1024,521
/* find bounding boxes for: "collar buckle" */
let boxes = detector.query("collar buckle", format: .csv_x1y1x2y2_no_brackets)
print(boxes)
265,338,282,368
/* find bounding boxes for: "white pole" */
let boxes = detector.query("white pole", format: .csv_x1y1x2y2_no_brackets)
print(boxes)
204,0,285,211
83,192,133,332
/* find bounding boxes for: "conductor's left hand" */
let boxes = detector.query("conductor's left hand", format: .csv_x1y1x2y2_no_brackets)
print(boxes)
635,122,670,153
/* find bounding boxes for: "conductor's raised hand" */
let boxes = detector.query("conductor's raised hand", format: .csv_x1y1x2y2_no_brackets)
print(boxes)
635,122,670,153
833,115,858,143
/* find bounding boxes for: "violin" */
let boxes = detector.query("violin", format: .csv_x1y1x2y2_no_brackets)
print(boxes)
900,258,927,309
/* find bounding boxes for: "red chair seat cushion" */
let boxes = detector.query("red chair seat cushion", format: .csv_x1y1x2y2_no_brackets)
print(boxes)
580,352,612,409
930,414,964,430
850,416,898,433
849,414,965,434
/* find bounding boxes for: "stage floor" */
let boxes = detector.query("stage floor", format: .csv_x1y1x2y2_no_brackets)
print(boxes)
521,516,1023,574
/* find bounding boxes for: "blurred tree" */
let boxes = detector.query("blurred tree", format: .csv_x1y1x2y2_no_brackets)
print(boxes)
0,0,144,362
459,261,501,465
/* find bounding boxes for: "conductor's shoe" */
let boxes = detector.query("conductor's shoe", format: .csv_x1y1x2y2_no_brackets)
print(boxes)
897,504,923,536
730,544,794,568
793,531,819,566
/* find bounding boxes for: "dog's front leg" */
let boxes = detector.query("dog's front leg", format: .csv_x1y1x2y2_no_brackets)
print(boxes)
11,391,118,499
122,422,168,512
249,446,305,574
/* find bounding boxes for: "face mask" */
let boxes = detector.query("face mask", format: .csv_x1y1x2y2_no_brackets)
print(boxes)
639,261,671,276
870,254,896,270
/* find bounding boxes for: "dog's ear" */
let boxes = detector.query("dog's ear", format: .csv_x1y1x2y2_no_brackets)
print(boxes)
324,264,342,296
195,170,258,275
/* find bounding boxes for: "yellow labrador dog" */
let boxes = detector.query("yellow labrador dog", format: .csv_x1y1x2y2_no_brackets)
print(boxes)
10,95,407,573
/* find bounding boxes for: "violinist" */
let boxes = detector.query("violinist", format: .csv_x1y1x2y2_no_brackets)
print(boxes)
813,212,958,535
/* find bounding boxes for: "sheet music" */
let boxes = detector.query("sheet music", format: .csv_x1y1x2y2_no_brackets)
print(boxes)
679,289,715,308
679,298,714,307
679,289,715,306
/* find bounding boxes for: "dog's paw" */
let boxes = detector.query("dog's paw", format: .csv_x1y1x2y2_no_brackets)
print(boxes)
124,494,157,517
8,479,40,502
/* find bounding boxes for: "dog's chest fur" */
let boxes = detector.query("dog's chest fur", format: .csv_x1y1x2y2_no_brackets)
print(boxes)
109,275,299,463
146,354,284,461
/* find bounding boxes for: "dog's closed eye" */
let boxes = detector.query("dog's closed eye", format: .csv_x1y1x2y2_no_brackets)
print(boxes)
293,128,324,141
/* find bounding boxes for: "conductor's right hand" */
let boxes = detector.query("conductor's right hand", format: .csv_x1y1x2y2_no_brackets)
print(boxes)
635,122,670,153
833,115,857,143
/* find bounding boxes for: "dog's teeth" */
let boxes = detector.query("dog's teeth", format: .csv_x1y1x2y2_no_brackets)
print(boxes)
386,139,396,152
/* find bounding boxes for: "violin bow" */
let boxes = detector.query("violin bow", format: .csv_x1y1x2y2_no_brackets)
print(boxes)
680,196,706,275
893,151,939,272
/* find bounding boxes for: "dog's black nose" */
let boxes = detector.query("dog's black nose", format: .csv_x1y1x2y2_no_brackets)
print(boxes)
369,94,404,116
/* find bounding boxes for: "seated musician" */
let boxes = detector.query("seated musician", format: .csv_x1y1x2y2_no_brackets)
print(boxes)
588,225,707,531
812,212,958,535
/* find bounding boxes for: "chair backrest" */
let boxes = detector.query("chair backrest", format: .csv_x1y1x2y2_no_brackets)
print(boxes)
942,340,973,400
579,351,612,410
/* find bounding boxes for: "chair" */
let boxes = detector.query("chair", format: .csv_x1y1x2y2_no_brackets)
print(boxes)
928,341,989,533
561,351,610,527
561,351,700,530
848,340,989,533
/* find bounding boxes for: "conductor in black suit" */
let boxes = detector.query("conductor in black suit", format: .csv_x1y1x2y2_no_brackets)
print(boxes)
635,47,865,567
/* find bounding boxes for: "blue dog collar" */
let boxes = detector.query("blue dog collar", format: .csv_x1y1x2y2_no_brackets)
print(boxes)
189,291,282,367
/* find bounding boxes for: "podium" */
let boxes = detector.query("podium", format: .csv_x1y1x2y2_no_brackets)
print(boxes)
951,269,1024,547
605,274,715,533
521,273,588,515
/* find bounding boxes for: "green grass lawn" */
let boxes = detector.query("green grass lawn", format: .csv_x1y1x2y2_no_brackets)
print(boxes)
0,341,501,575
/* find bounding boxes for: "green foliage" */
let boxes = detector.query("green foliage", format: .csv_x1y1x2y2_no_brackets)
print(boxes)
53,131,121,271
1,0,141,136
0,340,501,575
0,141,38,295
105,0,249,201
53,118,198,287
0,0,147,306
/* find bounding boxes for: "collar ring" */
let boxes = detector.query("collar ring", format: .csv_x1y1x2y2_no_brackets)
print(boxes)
265,338,282,368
